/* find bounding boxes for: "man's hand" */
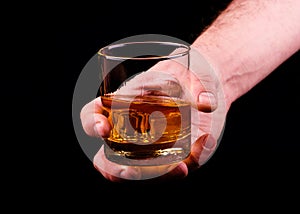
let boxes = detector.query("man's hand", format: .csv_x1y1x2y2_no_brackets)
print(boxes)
80,47,227,182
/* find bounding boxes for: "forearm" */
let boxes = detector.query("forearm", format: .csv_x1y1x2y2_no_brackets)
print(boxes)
192,0,300,109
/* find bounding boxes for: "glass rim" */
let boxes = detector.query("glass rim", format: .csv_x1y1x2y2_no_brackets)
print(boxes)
97,41,190,60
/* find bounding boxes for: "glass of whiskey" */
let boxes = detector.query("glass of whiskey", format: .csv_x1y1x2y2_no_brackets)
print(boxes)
97,37,191,166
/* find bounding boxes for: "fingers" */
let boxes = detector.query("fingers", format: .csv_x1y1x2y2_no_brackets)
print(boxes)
93,134,216,182
93,146,142,182
184,133,217,172
196,134,217,166
93,145,188,182
131,162,188,184
80,97,111,138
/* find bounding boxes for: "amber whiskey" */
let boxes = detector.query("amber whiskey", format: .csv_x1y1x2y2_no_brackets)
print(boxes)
101,94,191,166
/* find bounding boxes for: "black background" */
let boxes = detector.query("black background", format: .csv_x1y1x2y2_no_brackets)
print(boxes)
29,0,300,209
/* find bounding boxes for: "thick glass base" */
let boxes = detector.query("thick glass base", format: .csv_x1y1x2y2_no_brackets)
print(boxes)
104,136,191,166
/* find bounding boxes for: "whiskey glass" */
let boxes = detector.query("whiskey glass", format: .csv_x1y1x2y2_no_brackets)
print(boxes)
98,40,191,166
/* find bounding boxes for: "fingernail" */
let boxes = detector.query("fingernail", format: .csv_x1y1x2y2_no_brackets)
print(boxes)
198,91,217,112
202,135,216,150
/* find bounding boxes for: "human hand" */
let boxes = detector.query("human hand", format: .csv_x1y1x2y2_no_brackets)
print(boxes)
80,47,227,182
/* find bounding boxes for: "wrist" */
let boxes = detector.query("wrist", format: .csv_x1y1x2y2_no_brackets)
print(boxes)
191,0,300,111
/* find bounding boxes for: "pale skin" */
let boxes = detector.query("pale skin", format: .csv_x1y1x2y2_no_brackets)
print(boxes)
80,0,300,182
